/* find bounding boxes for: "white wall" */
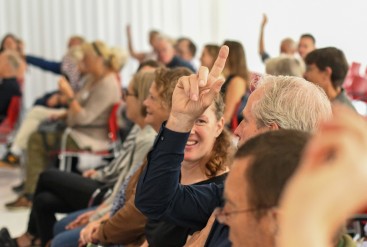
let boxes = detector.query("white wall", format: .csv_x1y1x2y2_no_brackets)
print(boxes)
1,0,367,109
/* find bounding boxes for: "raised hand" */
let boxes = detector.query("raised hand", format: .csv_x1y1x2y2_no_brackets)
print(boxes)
261,14,268,28
166,45,229,132
278,106,367,247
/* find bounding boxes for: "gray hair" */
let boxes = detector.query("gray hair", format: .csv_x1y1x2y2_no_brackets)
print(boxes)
265,55,305,77
252,75,332,132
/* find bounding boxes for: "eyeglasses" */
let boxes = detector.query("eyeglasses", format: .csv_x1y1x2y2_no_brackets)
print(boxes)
122,88,136,100
213,206,270,224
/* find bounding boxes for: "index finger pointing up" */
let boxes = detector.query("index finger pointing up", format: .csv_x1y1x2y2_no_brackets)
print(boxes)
208,45,229,85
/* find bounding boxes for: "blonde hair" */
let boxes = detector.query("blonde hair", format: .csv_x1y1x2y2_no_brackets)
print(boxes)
83,40,128,72
130,71,156,116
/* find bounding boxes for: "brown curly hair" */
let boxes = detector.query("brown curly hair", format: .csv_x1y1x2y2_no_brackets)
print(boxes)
205,94,234,178
154,67,193,109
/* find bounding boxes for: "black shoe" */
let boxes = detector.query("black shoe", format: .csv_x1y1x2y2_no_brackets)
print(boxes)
0,228,17,247
12,182,25,194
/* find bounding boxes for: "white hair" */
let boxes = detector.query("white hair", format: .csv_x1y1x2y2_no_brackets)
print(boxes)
265,55,305,77
252,75,332,132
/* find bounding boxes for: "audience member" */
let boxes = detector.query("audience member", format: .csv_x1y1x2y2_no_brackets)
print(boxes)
155,36,196,72
3,41,124,209
76,68,192,247
304,47,356,110
126,24,160,63
26,35,86,94
141,95,233,247
221,40,249,130
265,55,305,77
0,51,22,123
135,46,332,246
199,44,220,69
175,37,198,69
2,70,156,247
258,14,297,62
298,33,316,60
278,106,364,247
0,46,85,169
0,33,27,81
221,129,310,247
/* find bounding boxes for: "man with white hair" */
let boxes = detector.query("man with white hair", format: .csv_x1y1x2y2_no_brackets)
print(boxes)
135,46,332,246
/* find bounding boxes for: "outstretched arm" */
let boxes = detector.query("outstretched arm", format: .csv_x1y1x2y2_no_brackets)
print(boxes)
26,55,62,74
126,24,148,63
135,46,229,229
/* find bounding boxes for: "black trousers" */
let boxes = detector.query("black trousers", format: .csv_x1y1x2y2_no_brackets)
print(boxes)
26,169,104,247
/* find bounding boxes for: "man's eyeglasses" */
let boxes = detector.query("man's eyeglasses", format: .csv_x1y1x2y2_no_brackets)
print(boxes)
213,206,270,224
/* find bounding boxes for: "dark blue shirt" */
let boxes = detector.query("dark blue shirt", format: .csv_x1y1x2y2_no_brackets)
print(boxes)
135,124,231,246
167,55,196,72
26,55,62,74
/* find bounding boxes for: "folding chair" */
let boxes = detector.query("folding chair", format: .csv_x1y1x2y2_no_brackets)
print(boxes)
58,102,122,172
0,96,21,143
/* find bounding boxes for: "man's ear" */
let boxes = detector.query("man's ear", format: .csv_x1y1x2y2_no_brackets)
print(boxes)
268,122,280,130
324,66,332,79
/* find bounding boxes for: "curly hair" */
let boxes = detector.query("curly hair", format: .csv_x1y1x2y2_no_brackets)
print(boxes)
205,95,234,177
154,67,193,109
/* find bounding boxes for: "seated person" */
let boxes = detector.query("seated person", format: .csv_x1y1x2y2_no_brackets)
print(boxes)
0,50,22,123
0,45,86,168
265,55,305,77
126,24,161,63
278,106,363,247
155,36,196,72
74,68,192,247
304,47,356,110
135,46,333,246
175,37,198,70
0,33,27,81
199,44,220,69
298,33,316,60
258,14,297,63
1,70,157,247
3,41,124,209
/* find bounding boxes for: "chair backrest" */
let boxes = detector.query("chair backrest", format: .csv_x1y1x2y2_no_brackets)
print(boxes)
0,96,21,142
108,102,121,142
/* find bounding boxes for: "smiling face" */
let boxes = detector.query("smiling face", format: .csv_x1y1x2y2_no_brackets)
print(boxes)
143,82,170,131
184,104,224,163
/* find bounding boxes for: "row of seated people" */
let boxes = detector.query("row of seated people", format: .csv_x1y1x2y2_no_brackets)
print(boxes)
0,40,127,209
0,42,364,247
0,24,362,246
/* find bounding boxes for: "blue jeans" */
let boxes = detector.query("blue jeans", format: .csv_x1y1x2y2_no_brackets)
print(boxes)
52,207,97,247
